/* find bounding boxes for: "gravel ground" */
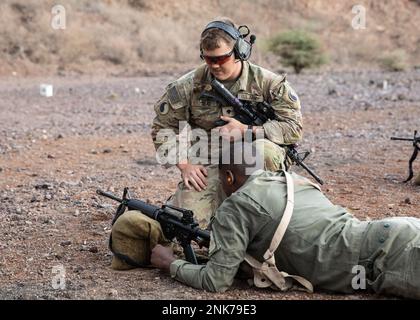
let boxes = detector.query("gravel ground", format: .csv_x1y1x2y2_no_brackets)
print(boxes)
0,69,419,300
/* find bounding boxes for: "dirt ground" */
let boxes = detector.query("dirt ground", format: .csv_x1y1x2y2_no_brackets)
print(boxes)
0,69,419,300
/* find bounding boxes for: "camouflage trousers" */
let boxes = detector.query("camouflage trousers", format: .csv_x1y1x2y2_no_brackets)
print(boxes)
359,217,420,299
167,139,286,226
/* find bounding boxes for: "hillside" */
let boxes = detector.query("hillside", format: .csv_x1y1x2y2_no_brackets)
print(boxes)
1,0,420,76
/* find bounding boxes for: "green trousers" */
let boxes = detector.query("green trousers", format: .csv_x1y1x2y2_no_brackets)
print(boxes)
359,217,420,299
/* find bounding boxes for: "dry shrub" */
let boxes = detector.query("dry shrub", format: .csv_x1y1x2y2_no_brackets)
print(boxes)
94,33,136,65
268,30,327,74
55,28,96,65
136,18,198,64
379,50,409,72
126,0,149,10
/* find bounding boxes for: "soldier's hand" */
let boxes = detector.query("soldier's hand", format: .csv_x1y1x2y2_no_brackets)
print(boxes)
151,244,176,272
218,116,247,141
177,163,208,192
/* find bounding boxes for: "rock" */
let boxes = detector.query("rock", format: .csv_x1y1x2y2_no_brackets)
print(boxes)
90,150,98,155
107,92,118,100
328,88,337,95
56,134,64,139
60,240,72,246
30,196,37,203
47,154,55,159
88,246,98,253
11,214,23,221
73,209,80,217
34,183,53,190
73,266,84,273
0,167,2,172
98,203,113,210
108,289,118,297
103,148,112,154
45,194,52,200
397,93,406,100
404,197,411,204
387,204,395,209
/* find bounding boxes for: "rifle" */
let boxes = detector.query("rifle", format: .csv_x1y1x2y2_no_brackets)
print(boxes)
96,188,210,264
390,130,420,182
203,79,324,185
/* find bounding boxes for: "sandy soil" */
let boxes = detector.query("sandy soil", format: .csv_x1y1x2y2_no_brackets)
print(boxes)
0,70,419,300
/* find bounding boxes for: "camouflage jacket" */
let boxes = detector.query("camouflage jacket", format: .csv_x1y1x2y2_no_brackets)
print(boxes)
151,62,303,165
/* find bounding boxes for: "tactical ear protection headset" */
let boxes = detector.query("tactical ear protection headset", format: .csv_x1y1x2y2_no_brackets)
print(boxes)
200,21,256,61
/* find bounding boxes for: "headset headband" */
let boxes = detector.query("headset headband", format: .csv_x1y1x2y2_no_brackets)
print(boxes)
200,20,255,61
201,21,241,40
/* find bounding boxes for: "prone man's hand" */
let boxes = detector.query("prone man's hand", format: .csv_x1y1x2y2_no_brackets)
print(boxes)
177,163,208,192
151,244,176,273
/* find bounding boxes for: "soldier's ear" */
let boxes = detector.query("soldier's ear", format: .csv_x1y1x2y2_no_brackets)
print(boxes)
226,170,235,185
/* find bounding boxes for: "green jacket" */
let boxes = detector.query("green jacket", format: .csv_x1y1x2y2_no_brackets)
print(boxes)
170,170,368,293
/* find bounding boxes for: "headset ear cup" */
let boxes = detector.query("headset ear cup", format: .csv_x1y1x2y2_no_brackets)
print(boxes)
236,38,252,61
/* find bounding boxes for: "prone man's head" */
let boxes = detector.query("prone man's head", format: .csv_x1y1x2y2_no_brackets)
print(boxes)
218,141,263,196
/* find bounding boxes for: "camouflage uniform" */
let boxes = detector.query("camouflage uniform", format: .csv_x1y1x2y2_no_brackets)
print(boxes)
170,170,420,299
151,61,302,225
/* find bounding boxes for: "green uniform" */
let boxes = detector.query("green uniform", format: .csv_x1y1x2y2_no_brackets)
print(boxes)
151,62,303,224
170,170,420,299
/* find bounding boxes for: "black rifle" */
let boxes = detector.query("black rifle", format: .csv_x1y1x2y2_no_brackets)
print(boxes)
391,130,420,182
203,79,324,185
96,188,210,264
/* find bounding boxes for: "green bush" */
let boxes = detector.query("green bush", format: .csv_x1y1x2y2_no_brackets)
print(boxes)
268,30,326,74
379,50,408,72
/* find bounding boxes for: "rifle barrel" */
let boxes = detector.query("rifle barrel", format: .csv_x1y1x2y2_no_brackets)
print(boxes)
390,137,414,141
96,189,123,203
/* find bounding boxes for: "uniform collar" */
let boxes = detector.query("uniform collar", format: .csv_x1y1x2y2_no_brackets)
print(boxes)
234,60,250,92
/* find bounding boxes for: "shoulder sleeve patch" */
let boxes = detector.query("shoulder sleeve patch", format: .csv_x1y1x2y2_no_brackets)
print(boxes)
167,85,181,105
283,82,299,104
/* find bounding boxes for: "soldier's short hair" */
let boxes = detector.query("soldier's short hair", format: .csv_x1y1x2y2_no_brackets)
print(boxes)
200,17,236,51
218,141,260,177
